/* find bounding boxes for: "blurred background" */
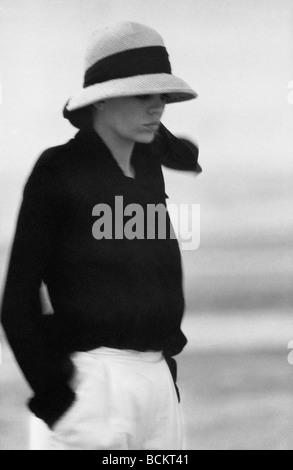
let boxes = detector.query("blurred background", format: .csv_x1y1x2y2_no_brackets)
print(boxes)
0,0,293,450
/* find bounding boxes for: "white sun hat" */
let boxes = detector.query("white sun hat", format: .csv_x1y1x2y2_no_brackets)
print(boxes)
64,21,197,117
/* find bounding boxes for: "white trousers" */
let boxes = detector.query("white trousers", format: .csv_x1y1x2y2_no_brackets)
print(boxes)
30,348,184,450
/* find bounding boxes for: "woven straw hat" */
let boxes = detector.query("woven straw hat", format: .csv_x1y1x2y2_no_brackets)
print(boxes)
64,21,197,117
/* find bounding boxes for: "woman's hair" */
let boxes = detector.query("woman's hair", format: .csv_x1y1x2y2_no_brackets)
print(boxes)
63,104,94,130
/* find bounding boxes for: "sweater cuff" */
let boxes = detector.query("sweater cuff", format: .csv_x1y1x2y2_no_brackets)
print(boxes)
28,384,76,429
164,356,181,403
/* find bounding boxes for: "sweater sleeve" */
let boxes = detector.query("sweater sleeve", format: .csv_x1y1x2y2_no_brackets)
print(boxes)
151,123,202,174
1,154,75,428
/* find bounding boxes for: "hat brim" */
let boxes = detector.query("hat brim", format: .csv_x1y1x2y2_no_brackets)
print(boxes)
66,73,197,112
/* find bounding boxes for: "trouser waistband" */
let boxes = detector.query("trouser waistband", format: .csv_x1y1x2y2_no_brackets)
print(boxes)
73,347,163,363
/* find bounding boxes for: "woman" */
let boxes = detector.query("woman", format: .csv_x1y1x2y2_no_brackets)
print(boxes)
1,21,201,450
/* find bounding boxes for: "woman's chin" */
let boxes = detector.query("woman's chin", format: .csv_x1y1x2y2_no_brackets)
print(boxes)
135,132,156,144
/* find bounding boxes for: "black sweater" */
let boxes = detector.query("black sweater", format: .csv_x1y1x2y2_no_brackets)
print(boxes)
1,125,201,426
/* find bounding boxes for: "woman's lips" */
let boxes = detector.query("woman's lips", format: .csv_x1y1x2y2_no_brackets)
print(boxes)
143,122,160,131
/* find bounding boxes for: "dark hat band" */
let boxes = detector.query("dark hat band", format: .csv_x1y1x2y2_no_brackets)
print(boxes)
84,46,172,88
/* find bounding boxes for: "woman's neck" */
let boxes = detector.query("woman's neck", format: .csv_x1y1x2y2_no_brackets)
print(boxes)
93,123,135,178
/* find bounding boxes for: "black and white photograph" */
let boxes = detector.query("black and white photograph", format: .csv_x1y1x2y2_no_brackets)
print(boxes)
0,0,292,452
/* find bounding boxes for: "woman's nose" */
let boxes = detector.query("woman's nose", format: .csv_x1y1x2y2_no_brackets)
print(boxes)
148,95,166,115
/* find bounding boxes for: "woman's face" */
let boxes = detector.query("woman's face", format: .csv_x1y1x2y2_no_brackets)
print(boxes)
94,94,167,144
